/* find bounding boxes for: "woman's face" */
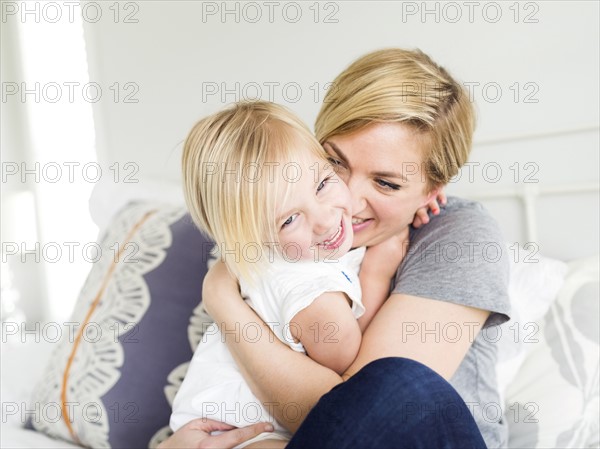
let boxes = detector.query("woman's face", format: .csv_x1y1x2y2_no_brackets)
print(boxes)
323,122,437,248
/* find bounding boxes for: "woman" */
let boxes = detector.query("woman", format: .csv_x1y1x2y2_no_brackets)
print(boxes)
161,48,510,448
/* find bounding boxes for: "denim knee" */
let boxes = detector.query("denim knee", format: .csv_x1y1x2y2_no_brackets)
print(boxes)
348,357,469,417
288,357,487,449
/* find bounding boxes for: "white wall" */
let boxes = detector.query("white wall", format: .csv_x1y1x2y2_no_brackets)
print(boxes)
83,1,599,179
82,0,599,260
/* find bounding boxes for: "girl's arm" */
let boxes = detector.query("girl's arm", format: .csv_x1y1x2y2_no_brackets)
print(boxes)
289,291,361,375
278,233,408,374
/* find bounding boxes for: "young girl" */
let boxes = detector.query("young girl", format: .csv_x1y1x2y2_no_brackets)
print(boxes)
170,101,404,448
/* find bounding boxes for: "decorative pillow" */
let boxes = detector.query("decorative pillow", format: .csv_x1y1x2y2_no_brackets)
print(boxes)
504,256,600,448
496,252,569,403
27,202,215,448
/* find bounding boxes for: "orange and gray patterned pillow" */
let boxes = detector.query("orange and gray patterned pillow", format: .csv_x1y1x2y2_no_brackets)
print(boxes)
27,202,215,448
505,256,599,448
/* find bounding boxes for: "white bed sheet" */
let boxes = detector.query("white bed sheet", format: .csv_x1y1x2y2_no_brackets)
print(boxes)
1,425,81,449
1,336,80,449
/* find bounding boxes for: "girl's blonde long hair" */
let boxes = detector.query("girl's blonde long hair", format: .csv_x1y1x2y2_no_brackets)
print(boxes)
183,101,328,280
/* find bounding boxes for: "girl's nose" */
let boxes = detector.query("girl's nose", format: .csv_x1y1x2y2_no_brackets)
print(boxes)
313,206,337,236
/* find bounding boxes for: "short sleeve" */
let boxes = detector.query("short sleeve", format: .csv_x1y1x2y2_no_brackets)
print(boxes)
393,197,510,327
240,252,365,352
276,260,364,328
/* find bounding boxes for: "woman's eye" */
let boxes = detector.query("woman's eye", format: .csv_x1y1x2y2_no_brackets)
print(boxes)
376,179,401,191
327,157,344,170
281,214,298,228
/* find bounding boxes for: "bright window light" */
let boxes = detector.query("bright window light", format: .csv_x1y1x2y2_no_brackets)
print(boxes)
15,4,99,322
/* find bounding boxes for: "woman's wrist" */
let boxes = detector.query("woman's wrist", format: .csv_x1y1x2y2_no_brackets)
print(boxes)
362,230,408,280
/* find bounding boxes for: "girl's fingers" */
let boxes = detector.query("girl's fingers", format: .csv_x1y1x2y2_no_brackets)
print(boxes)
412,215,423,228
437,191,447,206
413,208,430,228
428,199,440,215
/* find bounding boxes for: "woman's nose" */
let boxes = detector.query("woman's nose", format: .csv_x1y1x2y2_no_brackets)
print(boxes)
347,176,367,214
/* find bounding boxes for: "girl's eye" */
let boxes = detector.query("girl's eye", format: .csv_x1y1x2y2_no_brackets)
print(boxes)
376,179,401,191
316,177,327,192
317,175,335,193
281,214,298,229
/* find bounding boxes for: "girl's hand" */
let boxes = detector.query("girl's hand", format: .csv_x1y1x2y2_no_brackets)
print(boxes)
412,190,447,228
157,419,274,449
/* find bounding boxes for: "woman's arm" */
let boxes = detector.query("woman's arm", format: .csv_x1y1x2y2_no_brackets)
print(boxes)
344,293,489,381
356,230,408,332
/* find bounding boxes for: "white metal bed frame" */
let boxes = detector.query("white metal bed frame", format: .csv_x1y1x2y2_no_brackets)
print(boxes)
454,125,600,246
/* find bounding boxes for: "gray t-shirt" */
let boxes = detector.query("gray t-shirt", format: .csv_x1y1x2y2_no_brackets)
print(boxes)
392,196,511,448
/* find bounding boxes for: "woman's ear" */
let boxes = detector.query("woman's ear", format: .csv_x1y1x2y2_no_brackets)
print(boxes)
420,185,441,208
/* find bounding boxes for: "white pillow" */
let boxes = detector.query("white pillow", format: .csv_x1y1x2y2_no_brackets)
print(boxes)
89,176,184,232
496,251,569,403
505,255,599,448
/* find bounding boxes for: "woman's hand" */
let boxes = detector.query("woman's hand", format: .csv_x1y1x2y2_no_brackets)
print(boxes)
412,190,447,228
157,419,274,449
362,229,408,280
356,229,409,332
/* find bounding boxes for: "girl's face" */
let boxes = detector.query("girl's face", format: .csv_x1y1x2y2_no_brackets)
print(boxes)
323,122,438,248
276,154,353,262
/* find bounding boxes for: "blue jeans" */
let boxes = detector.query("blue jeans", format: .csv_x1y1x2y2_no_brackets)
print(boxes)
286,357,487,449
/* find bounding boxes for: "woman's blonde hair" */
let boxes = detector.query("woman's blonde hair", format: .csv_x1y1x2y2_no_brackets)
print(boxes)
315,48,475,190
183,101,327,280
